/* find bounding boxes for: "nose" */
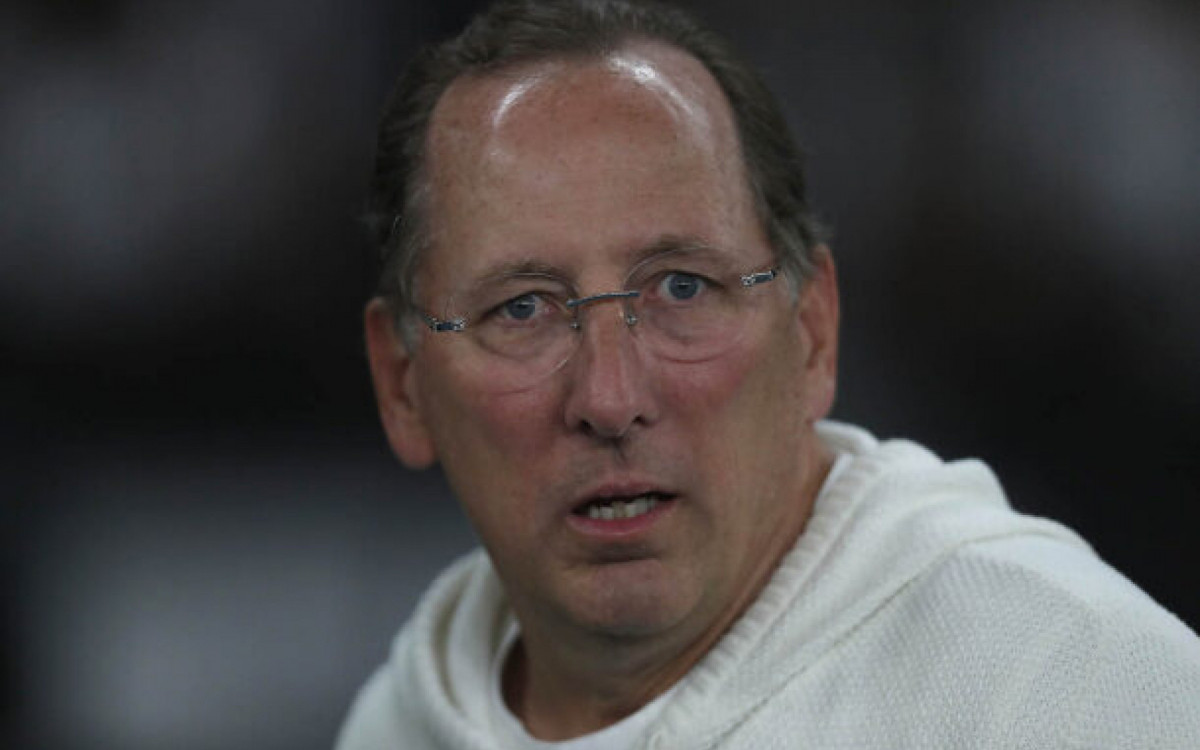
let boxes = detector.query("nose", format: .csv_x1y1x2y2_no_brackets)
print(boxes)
562,299,657,441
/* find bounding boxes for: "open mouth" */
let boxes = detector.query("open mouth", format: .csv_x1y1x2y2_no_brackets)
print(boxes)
572,492,673,521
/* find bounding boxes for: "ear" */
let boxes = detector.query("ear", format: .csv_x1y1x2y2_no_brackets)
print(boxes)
797,245,839,422
364,298,437,469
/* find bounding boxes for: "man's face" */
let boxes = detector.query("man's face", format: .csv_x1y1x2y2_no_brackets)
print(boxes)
368,43,837,645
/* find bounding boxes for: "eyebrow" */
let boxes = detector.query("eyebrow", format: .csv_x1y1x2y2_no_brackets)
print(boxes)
466,259,573,296
630,234,721,265
464,234,726,290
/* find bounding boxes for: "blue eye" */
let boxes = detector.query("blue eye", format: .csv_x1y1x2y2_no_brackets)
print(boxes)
502,293,541,321
662,272,703,301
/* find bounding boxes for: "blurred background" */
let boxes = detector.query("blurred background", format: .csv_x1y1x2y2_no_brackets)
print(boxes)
3,0,1198,747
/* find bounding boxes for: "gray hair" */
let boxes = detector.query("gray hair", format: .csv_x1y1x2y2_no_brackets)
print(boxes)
367,0,826,341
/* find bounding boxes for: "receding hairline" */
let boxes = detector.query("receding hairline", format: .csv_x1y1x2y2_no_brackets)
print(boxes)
419,38,762,247
429,39,741,148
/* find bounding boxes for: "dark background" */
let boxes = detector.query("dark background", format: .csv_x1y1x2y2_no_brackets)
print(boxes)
4,1,1198,748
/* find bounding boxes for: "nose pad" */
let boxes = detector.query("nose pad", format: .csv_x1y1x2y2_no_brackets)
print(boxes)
566,289,640,333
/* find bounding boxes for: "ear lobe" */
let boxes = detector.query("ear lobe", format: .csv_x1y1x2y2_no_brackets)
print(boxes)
797,245,840,422
364,298,437,469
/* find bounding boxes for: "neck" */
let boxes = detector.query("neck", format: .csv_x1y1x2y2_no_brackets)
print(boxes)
502,627,680,740
505,440,834,740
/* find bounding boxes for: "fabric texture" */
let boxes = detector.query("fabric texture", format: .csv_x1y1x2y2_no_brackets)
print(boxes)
335,422,1200,749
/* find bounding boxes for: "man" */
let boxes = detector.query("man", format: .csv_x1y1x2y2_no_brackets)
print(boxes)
340,1,1200,747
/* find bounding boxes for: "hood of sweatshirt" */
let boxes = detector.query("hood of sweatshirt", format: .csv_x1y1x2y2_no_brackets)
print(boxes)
349,421,1088,749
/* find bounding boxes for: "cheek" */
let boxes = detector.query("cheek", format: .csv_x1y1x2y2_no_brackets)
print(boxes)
658,357,754,480
417,372,560,552
669,328,801,425
418,357,560,481
665,332,807,487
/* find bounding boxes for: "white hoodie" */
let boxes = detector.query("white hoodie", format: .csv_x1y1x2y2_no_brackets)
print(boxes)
336,422,1200,749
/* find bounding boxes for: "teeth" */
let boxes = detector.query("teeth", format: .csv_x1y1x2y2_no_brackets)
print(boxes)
586,494,660,521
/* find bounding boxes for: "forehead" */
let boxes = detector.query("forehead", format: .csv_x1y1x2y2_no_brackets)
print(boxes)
430,41,737,157
421,41,760,290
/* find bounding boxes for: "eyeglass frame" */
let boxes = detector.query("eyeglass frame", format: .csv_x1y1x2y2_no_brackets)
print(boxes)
415,267,780,335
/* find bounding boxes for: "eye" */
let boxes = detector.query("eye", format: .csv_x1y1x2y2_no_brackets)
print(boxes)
486,290,568,327
502,293,542,321
659,271,705,301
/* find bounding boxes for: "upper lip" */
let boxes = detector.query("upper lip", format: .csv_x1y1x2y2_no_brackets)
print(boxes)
570,477,676,513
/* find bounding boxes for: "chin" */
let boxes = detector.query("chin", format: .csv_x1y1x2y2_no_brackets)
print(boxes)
564,559,698,638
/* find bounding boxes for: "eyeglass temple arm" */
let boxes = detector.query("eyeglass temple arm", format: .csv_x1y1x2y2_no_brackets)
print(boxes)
422,313,466,333
741,269,778,287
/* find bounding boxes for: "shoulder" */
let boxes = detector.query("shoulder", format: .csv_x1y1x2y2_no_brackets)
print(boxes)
334,549,503,750
914,533,1200,748
335,663,406,750
937,532,1199,664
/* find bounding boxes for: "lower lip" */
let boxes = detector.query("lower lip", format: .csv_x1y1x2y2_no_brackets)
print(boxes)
565,498,675,539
